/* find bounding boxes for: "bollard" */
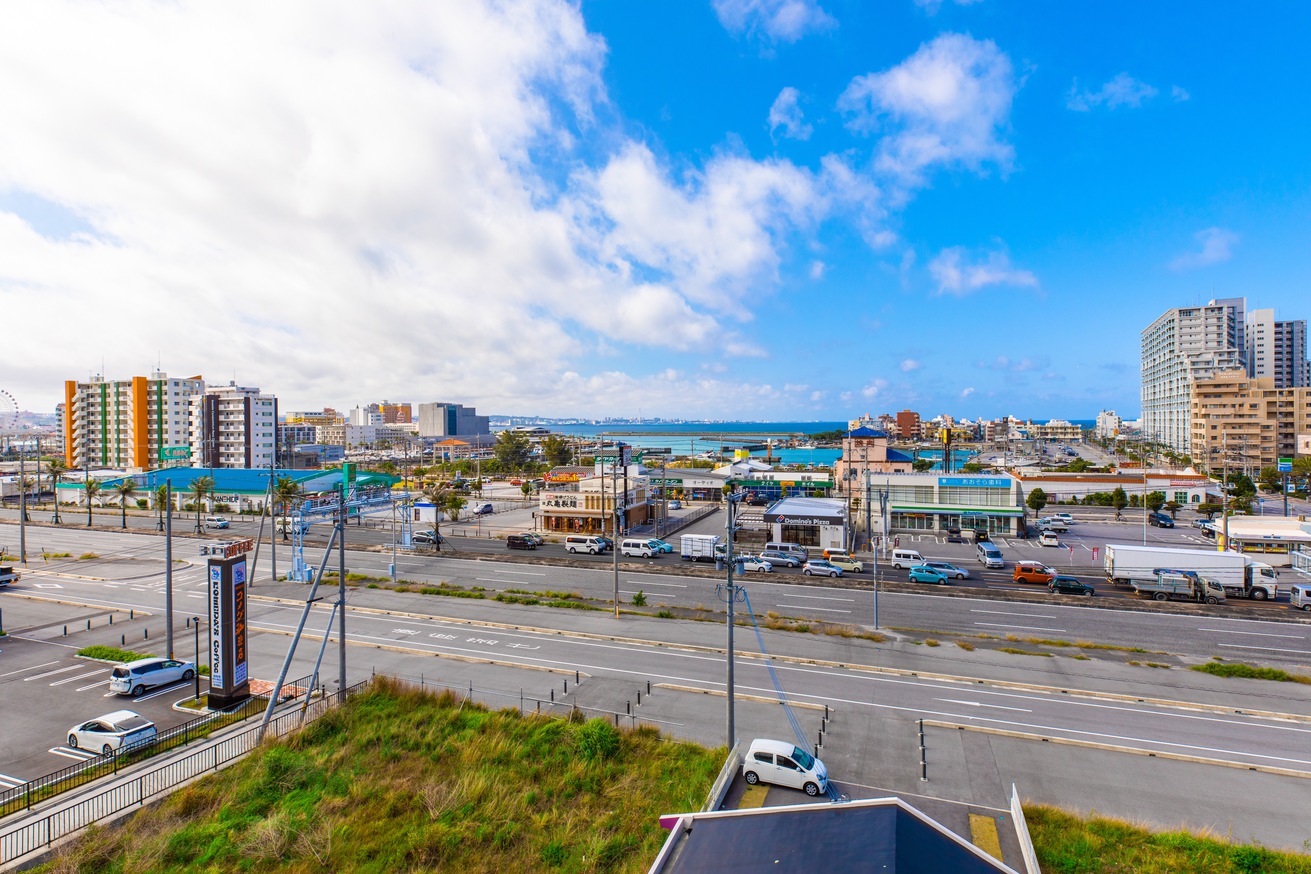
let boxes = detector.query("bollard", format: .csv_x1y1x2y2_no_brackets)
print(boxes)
825,704,830,720
563,679,568,694
144,628,149,640
130,610,134,620
818,730,822,750
575,670,580,684
626,700,631,715
121,634,125,646
637,690,642,706
86,619,91,630
63,625,67,636
109,615,113,626
550,689,554,703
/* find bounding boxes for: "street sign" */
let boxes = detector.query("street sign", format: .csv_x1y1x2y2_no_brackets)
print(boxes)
160,445,191,460
1277,458,1293,473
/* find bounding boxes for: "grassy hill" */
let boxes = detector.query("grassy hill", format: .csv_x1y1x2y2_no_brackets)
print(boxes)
38,679,723,873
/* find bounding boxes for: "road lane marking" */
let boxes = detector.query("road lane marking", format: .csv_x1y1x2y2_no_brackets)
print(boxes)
132,681,191,702
48,747,98,761
770,593,855,603
23,665,83,681
626,580,687,588
621,589,675,598
0,660,59,678
50,670,107,686
478,569,546,576
970,609,1058,619
0,773,25,789
776,604,852,614
1199,628,1304,639
973,623,1067,633
475,578,539,585
1217,643,1311,656
934,698,1032,713
76,680,110,692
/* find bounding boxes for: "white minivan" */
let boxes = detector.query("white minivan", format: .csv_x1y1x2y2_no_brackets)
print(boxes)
565,535,607,555
620,538,660,558
977,542,1005,568
1291,584,1311,612
890,548,925,569
742,738,828,797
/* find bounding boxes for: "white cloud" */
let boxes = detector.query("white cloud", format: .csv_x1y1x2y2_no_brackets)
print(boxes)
768,87,813,141
808,260,826,279
1170,227,1238,271
928,245,1037,295
1171,85,1191,102
861,378,888,398
1066,73,1158,111
913,0,984,14
960,386,975,399
837,33,1017,186
713,0,836,43
899,358,920,372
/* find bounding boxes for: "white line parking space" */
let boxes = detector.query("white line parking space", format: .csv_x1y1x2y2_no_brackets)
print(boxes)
49,670,107,687
48,746,98,762
0,661,59,678
22,666,83,682
131,681,191,702
974,622,1067,633
0,773,26,789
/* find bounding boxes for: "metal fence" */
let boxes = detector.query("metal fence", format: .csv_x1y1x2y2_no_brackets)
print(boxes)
0,673,314,819
0,679,369,867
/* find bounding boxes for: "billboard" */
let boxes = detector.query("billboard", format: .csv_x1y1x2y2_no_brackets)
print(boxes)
160,445,191,460
208,551,251,708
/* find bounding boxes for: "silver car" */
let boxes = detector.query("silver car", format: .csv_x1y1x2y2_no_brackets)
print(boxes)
67,710,157,756
924,561,970,580
109,657,196,696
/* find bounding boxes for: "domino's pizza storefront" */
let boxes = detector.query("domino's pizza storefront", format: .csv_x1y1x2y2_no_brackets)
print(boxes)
763,497,849,550
866,473,1023,536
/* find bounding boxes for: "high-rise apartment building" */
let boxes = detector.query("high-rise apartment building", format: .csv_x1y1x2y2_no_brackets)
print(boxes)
63,372,204,469
1246,309,1308,389
189,382,278,469
379,402,412,424
1141,297,1247,454
894,410,921,441
417,402,490,438
1094,410,1121,439
1190,370,1311,471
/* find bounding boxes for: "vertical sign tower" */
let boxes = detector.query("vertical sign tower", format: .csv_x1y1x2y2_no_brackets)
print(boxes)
207,539,253,708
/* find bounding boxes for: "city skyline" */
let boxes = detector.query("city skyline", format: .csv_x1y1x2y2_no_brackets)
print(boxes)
2,2,1309,419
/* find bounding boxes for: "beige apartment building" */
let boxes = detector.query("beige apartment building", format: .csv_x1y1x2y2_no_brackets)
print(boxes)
1190,370,1311,470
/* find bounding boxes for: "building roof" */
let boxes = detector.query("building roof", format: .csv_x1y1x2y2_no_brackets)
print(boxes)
886,448,914,463
650,798,1018,874
847,426,889,438
85,467,398,495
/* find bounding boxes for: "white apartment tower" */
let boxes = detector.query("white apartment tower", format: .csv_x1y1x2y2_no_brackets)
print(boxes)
1141,297,1246,454
1094,410,1122,439
63,372,204,469
1246,308,1308,389
189,382,279,469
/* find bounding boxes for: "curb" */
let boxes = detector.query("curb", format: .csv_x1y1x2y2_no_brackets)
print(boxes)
654,682,829,711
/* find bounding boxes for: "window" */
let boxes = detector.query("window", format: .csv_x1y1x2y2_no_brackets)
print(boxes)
753,752,773,764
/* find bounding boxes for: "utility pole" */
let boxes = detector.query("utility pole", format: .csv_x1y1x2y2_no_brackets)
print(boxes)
719,485,746,749
1221,431,1230,552
338,481,347,696
165,482,174,658
18,438,27,565
1141,433,1149,547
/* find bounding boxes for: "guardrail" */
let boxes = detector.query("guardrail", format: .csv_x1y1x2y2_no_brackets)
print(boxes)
1010,783,1042,874
0,679,368,868
0,674,314,819
701,741,741,812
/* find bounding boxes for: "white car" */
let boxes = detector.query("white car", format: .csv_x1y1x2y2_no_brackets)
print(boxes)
742,738,828,797
738,556,773,573
1038,530,1060,547
67,710,157,756
204,516,229,529
109,657,197,696
1052,513,1074,524
1037,517,1068,532
802,559,842,578
668,499,682,510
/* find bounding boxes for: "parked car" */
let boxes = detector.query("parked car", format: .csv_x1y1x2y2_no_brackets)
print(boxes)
802,559,843,578
412,530,444,545
204,516,229,529
742,738,828,797
506,534,537,550
923,561,969,580
739,556,773,573
1052,513,1075,524
1191,518,1212,530
1049,575,1095,596
828,556,865,574
109,657,196,696
907,565,950,585
67,710,157,757
1038,530,1060,547
746,495,771,507
945,527,963,544
1037,517,1068,532
667,499,683,510
473,503,494,516
759,550,801,569
1148,512,1174,528
649,538,674,554
1013,561,1056,585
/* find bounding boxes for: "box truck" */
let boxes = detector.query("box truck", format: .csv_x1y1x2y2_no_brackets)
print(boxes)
1103,544,1276,600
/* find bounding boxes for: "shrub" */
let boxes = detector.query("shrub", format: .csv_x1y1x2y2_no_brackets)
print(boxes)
574,718,620,761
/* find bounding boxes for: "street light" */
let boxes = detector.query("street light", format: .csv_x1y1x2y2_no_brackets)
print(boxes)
192,616,202,701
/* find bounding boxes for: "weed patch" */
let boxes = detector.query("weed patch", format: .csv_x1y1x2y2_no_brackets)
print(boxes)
77,552,100,560
1191,662,1311,685
999,647,1053,657
78,645,155,663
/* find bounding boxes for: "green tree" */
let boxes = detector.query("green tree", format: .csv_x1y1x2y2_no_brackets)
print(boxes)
189,475,215,533
540,435,574,468
912,458,935,472
46,457,68,522
273,476,303,541
1163,500,1181,518
961,462,984,473
443,491,466,523
521,481,533,499
1026,488,1048,514
112,479,138,529
84,478,101,527
421,482,449,548
1145,490,1166,513
1110,486,1129,521
1196,501,1223,519
493,430,533,472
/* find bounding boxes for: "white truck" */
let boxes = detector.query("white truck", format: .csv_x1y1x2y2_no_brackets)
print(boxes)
680,534,723,562
1130,569,1227,604
1103,544,1277,600
0,565,18,587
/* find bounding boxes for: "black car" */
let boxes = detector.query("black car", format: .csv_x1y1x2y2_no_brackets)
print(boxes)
1148,512,1174,528
506,535,537,550
1049,575,1094,596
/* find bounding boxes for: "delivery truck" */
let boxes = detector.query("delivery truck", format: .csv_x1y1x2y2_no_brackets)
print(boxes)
1129,568,1226,604
680,534,724,562
1103,544,1276,600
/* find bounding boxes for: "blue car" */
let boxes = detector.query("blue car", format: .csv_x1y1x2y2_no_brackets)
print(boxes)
907,565,950,585
649,539,674,554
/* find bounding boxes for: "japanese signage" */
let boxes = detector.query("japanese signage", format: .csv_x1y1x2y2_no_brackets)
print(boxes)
160,445,191,460
207,553,251,708
1278,458,1293,473
938,476,1010,489
541,493,582,510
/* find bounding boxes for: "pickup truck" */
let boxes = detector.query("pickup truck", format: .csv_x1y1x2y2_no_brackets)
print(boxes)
0,565,19,587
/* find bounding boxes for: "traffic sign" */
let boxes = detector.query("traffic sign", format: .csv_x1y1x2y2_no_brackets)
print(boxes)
1278,458,1293,473
160,445,191,460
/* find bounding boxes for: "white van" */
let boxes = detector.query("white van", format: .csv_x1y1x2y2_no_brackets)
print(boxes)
977,542,1005,568
742,738,828,797
764,542,809,562
890,548,925,569
1291,584,1311,612
620,538,660,558
565,535,607,555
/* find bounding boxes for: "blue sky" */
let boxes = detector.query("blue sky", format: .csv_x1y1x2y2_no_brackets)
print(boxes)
1,1,1308,421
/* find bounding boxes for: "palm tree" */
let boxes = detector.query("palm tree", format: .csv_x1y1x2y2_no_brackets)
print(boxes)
273,476,303,541
189,475,215,534
84,478,101,527
46,457,67,523
421,481,450,550
113,479,138,529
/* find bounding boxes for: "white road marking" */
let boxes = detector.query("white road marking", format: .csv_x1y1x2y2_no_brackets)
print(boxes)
475,578,537,585
32,583,64,589
0,660,59,678
23,665,82,681
934,698,1032,713
1199,628,1304,639
48,747,98,761
770,592,855,603
621,590,675,598
626,580,687,588
1217,643,1311,656
0,773,25,789
479,568,546,576
970,609,1057,619
974,623,1067,633
76,680,111,692
49,670,107,686
131,681,191,702
776,603,852,614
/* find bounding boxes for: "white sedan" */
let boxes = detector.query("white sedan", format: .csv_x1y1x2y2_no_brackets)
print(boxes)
738,556,773,573
1038,530,1060,547
67,710,157,756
